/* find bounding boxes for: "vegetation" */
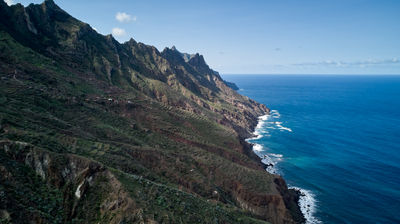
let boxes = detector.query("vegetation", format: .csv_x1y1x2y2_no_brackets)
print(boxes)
0,0,303,223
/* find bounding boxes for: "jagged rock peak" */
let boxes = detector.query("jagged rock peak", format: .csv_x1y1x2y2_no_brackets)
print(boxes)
128,38,136,42
35,0,69,18
44,0,55,4
167,45,181,54
166,46,197,63
42,0,59,10
188,53,207,67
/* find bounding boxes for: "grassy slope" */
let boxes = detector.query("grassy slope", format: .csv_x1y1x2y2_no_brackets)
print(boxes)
0,29,274,223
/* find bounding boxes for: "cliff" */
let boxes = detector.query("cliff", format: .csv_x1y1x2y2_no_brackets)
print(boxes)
0,0,304,223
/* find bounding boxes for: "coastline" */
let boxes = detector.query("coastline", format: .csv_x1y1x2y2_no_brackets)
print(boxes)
246,113,319,224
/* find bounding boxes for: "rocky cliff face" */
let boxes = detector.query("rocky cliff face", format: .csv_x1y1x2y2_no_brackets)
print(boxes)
0,140,138,223
0,0,304,223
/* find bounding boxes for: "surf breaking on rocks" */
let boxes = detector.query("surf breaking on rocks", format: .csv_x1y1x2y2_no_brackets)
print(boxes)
246,111,321,224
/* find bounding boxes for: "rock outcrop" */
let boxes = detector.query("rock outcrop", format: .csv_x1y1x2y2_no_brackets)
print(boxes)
0,140,140,223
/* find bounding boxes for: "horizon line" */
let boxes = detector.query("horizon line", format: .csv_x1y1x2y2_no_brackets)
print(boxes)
221,73,400,76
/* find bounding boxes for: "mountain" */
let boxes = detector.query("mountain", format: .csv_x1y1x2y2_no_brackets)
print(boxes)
170,46,195,63
166,46,239,91
222,80,240,91
0,0,304,223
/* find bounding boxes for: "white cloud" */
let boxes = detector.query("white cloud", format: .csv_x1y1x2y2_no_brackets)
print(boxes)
112,27,126,37
5,0,14,6
293,57,400,68
115,12,136,23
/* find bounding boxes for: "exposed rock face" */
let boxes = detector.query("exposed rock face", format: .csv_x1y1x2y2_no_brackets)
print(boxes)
0,0,304,223
0,140,139,224
223,80,240,91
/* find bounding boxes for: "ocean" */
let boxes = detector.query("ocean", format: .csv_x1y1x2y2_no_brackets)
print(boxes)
222,75,400,224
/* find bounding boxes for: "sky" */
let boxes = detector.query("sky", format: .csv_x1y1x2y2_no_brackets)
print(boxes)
6,0,400,75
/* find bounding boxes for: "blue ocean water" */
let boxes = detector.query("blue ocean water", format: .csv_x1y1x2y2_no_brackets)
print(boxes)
223,75,400,224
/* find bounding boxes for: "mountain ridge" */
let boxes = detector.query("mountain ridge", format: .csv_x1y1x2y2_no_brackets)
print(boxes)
0,0,304,223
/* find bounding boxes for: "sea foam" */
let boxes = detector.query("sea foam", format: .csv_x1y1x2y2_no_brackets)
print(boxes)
290,187,322,224
271,109,281,118
247,111,320,224
253,143,264,152
252,144,279,174
275,122,293,132
269,153,283,158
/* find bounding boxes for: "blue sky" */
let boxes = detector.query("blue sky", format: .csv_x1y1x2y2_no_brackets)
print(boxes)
7,0,400,74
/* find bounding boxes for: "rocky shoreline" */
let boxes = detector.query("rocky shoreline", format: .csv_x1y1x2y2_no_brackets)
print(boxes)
246,114,306,223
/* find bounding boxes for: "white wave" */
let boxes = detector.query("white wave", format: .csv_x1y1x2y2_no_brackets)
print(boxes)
246,114,272,141
276,123,293,132
272,114,281,119
255,122,265,130
270,109,279,114
247,135,262,141
253,129,262,136
279,126,293,132
253,143,264,152
255,117,268,130
269,153,283,158
266,166,278,174
249,143,280,174
290,187,321,224
270,110,281,118
261,154,278,174
259,114,270,121
261,155,274,164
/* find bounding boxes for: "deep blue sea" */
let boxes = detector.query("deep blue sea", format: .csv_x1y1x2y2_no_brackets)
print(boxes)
222,75,400,224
